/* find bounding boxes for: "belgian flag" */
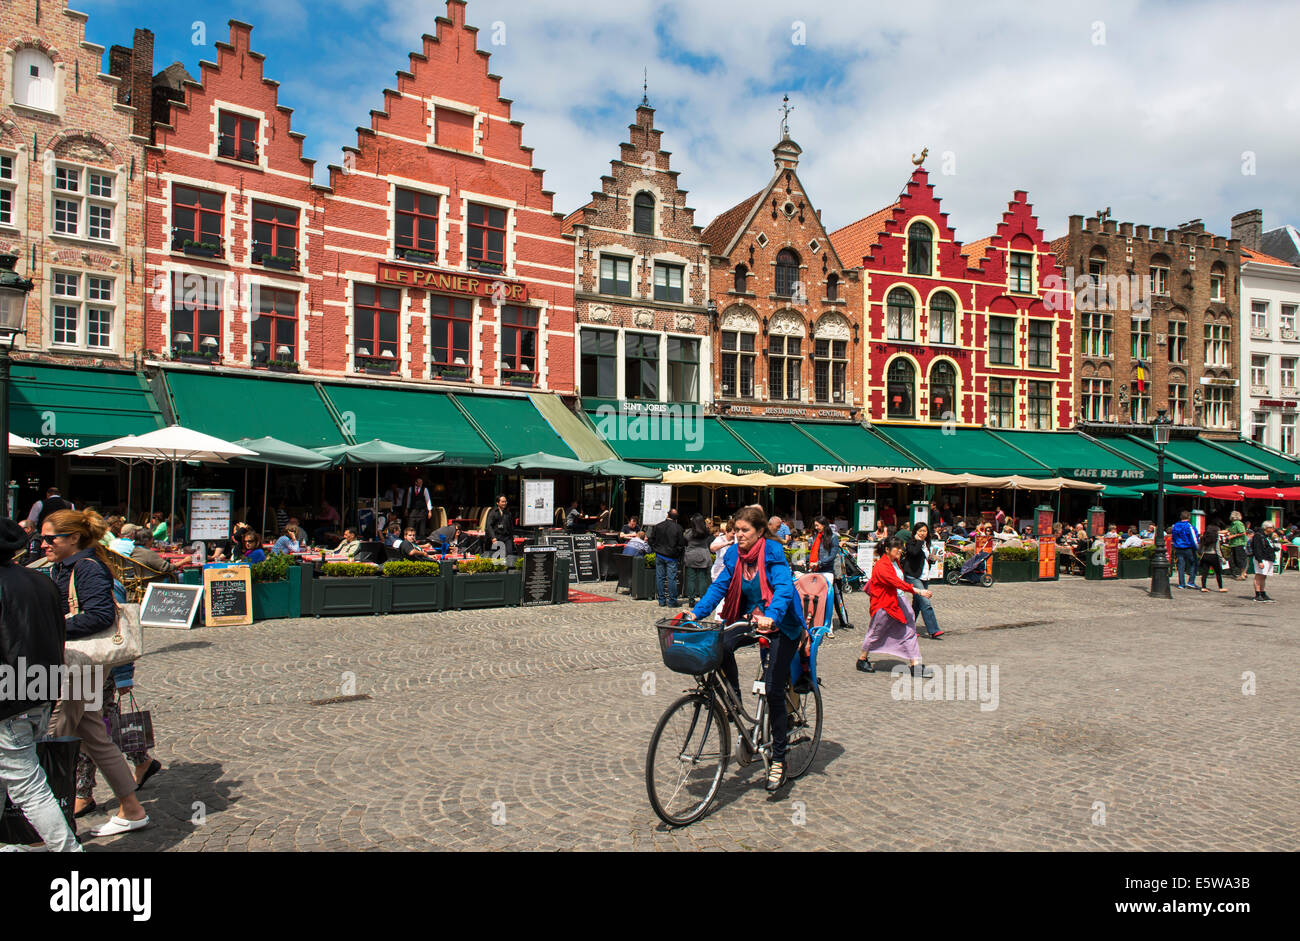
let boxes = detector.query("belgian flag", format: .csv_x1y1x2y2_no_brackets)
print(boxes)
1134,362,1149,394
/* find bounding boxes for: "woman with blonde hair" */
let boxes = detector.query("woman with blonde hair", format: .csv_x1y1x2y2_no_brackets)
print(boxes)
42,508,150,837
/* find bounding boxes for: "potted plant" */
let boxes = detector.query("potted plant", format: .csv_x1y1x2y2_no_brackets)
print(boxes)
398,248,435,265
175,347,220,365
468,259,502,275
1118,545,1154,579
358,356,395,376
249,554,302,620
383,559,445,612
311,561,386,616
182,239,222,258
449,557,522,610
260,253,297,271
631,552,659,600
431,363,469,380
991,546,1037,583
266,359,299,374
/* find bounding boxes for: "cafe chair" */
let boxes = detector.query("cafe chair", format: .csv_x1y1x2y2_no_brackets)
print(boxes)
477,506,492,533
614,552,634,595
353,541,387,564
106,550,174,603
596,508,611,531
431,506,448,530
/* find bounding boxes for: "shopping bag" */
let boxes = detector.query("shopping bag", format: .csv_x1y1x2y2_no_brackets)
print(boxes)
0,736,79,845
106,691,155,752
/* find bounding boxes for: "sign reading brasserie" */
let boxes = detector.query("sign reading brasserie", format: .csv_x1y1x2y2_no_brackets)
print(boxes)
376,261,529,302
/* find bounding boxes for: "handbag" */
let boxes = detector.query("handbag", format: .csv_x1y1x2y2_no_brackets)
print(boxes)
0,736,79,844
106,689,155,752
63,567,143,669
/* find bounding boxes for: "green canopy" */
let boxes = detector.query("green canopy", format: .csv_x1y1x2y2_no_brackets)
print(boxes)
233,436,334,470
588,458,663,479
493,451,592,473
1129,482,1202,495
1101,485,1142,499
315,439,445,467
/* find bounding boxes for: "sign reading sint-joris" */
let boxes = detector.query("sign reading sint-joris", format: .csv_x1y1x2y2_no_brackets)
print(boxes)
375,261,529,302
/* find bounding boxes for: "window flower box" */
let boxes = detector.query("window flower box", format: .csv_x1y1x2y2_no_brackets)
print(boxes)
397,248,435,265
468,259,503,275
266,360,299,374
258,253,298,271
501,369,535,388
181,240,222,258
175,350,219,365
430,364,469,381
357,357,395,376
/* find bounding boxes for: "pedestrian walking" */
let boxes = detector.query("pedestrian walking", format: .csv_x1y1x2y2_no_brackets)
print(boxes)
807,516,851,633
709,521,733,581
682,514,713,606
1251,522,1278,603
1198,517,1228,593
903,522,945,637
856,535,933,678
42,509,150,837
647,509,686,607
1170,511,1200,590
1225,511,1248,579
0,518,82,852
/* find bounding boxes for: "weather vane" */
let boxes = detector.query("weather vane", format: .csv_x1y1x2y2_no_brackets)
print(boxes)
642,68,649,106
780,94,793,137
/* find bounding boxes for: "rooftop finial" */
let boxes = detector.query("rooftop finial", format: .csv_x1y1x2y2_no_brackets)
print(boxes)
642,68,649,106
911,147,929,166
780,94,793,137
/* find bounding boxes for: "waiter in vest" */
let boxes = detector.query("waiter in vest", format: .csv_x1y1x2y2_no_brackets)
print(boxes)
26,487,74,528
405,477,432,539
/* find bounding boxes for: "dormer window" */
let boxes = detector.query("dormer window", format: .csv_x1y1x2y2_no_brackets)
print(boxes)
633,192,654,235
218,111,258,162
13,49,56,111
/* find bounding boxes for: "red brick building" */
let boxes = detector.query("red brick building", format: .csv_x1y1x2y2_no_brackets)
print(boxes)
830,167,1073,429
702,131,861,420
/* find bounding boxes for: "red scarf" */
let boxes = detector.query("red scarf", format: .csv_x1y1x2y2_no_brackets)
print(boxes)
720,538,771,622
809,533,823,567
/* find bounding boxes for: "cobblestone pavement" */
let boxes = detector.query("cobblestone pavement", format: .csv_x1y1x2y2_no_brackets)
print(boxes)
82,571,1298,852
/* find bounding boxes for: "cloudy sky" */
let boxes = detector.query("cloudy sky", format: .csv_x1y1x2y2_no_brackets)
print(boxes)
78,0,1300,243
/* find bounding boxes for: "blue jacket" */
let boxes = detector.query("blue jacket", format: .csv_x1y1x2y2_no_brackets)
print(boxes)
1170,520,1199,550
50,547,117,640
691,538,807,641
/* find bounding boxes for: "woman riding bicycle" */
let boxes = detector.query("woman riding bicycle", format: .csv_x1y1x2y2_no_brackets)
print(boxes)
684,506,809,792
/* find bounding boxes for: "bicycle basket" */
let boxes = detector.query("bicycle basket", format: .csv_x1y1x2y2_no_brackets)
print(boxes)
655,617,726,675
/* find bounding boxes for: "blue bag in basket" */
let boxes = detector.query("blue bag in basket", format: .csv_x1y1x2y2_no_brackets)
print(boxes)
657,618,725,675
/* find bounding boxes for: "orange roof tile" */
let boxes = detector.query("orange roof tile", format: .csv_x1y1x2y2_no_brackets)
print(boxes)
560,203,590,236
828,202,898,268
961,235,995,268
1242,247,1295,267
700,191,764,255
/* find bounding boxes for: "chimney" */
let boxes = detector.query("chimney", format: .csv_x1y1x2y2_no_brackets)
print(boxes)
109,29,155,140
1230,209,1262,251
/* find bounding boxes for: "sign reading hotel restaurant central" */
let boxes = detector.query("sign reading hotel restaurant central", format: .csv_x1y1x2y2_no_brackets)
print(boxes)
376,261,529,302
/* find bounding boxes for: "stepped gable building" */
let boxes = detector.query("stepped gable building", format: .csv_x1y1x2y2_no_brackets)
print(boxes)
1051,214,1242,436
831,167,1072,429
0,0,154,364
701,129,861,419
319,0,574,390
564,102,711,406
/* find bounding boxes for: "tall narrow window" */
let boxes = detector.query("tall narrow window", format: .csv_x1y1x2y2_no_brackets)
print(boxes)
633,192,654,235
668,337,700,402
251,288,297,365
1250,411,1268,444
599,256,631,297
1131,317,1150,361
814,339,847,403
171,272,222,357
1204,323,1230,367
467,202,507,270
1251,354,1269,390
500,305,539,380
51,272,111,350
721,330,756,398
353,284,401,368
1082,378,1111,422
887,289,915,341
252,201,299,268
825,273,839,302
1251,300,1269,336
929,361,955,421
988,379,1015,428
1028,319,1053,368
1280,413,1297,455
1281,304,1297,336
1086,257,1107,309
929,292,956,344
1203,386,1232,429
171,185,224,253
774,249,800,298
653,263,683,303
887,359,915,419
1081,311,1113,357
768,336,801,401
1148,265,1169,295
624,332,659,400
907,222,932,276
218,111,259,162
394,188,439,260
733,264,748,293
1131,387,1150,423
1008,251,1034,293
428,295,473,377
580,329,617,399
1168,319,1187,364
0,153,14,226
1169,383,1187,425
1280,356,1297,391
1027,381,1053,429
989,315,1016,365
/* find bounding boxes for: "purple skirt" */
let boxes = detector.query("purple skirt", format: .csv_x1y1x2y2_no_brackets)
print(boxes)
862,600,920,662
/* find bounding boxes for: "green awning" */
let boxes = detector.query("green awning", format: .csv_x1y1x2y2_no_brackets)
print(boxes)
1087,437,1197,481
315,439,444,466
9,363,164,451
163,370,346,448
1135,436,1272,484
321,384,496,466
1129,482,1202,495
530,394,615,462
988,430,1153,483
794,422,920,472
232,436,334,470
870,425,1052,476
1101,485,1142,499
493,452,591,473
717,418,844,474
586,409,765,473
457,394,578,460
1202,439,1300,484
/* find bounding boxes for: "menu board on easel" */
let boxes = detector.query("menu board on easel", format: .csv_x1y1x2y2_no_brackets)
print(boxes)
188,489,234,541
521,479,555,528
203,564,253,626
540,535,576,582
570,534,600,582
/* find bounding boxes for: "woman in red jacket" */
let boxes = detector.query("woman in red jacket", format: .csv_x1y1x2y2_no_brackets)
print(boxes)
856,535,934,678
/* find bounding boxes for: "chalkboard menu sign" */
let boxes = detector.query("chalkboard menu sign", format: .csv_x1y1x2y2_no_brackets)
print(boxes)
540,535,576,582
521,546,556,606
570,534,600,583
140,583,204,629
203,564,253,626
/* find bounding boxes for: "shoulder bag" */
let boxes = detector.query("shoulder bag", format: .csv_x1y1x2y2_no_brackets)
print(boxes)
63,566,143,669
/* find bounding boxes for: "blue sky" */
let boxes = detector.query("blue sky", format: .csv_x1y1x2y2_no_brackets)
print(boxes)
73,0,1300,243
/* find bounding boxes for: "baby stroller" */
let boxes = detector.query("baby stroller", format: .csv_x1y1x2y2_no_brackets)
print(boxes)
946,550,994,587
839,546,867,593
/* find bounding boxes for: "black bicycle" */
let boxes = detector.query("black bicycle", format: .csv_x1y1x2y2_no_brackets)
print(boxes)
646,617,823,827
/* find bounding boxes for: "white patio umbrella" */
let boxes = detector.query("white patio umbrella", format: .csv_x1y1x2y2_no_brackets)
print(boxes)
68,434,153,520
8,433,39,456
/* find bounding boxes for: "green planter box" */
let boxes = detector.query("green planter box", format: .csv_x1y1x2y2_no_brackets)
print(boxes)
1084,559,1105,580
991,559,1038,583
631,561,657,600
387,575,446,613
450,569,522,610
552,559,570,604
311,575,386,616
180,568,201,586
252,565,302,620
1118,558,1151,580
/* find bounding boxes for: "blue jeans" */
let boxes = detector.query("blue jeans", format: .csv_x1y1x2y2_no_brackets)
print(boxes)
1174,547,1197,587
655,556,680,606
905,575,940,635
0,705,81,852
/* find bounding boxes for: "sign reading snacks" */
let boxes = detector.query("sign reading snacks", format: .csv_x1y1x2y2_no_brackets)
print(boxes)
203,564,253,627
376,261,529,302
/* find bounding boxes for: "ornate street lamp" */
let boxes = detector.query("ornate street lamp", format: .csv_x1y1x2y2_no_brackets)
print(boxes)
0,253,34,518
1149,408,1173,599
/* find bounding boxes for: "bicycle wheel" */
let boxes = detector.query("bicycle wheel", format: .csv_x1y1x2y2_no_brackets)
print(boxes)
646,692,730,826
784,681,824,780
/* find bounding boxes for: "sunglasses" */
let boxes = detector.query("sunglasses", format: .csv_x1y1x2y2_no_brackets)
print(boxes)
41,533,74,544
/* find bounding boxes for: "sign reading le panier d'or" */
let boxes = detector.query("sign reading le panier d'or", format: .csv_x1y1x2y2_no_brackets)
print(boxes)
376,261,528,302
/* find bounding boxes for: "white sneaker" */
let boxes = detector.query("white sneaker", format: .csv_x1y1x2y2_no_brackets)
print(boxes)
89,815,150,837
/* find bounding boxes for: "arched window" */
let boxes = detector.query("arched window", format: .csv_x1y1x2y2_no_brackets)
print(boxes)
633,192,654,235
929,361,956,420
887,288,915,341
733,263,748,293
775,249,800,298
907,221,933,276
14,48,56,111
929,291,956,344
887,359,915,419
826,272,839,301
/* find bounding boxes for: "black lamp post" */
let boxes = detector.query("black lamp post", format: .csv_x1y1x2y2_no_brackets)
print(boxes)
0,253,33,519
1149,408,1173,599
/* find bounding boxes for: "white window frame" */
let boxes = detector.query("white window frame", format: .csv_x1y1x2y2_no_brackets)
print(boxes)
1082,311,1112,358
1169,383,1188,425
49,269,115,351
1251,354,1269,391
1204,323,1230,367
50,162,117,243
1008,251,1035,294
1280,413,1297,456
1204,386,1232,429
1130,317,1150,361
1281,357,1297,393
1082,378,1111,422
1149,265,1169,296
0,151,16,228
1280,304,1297,338
1250,411,1268,444
1251,300,1269,337
1210,273,1224,300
